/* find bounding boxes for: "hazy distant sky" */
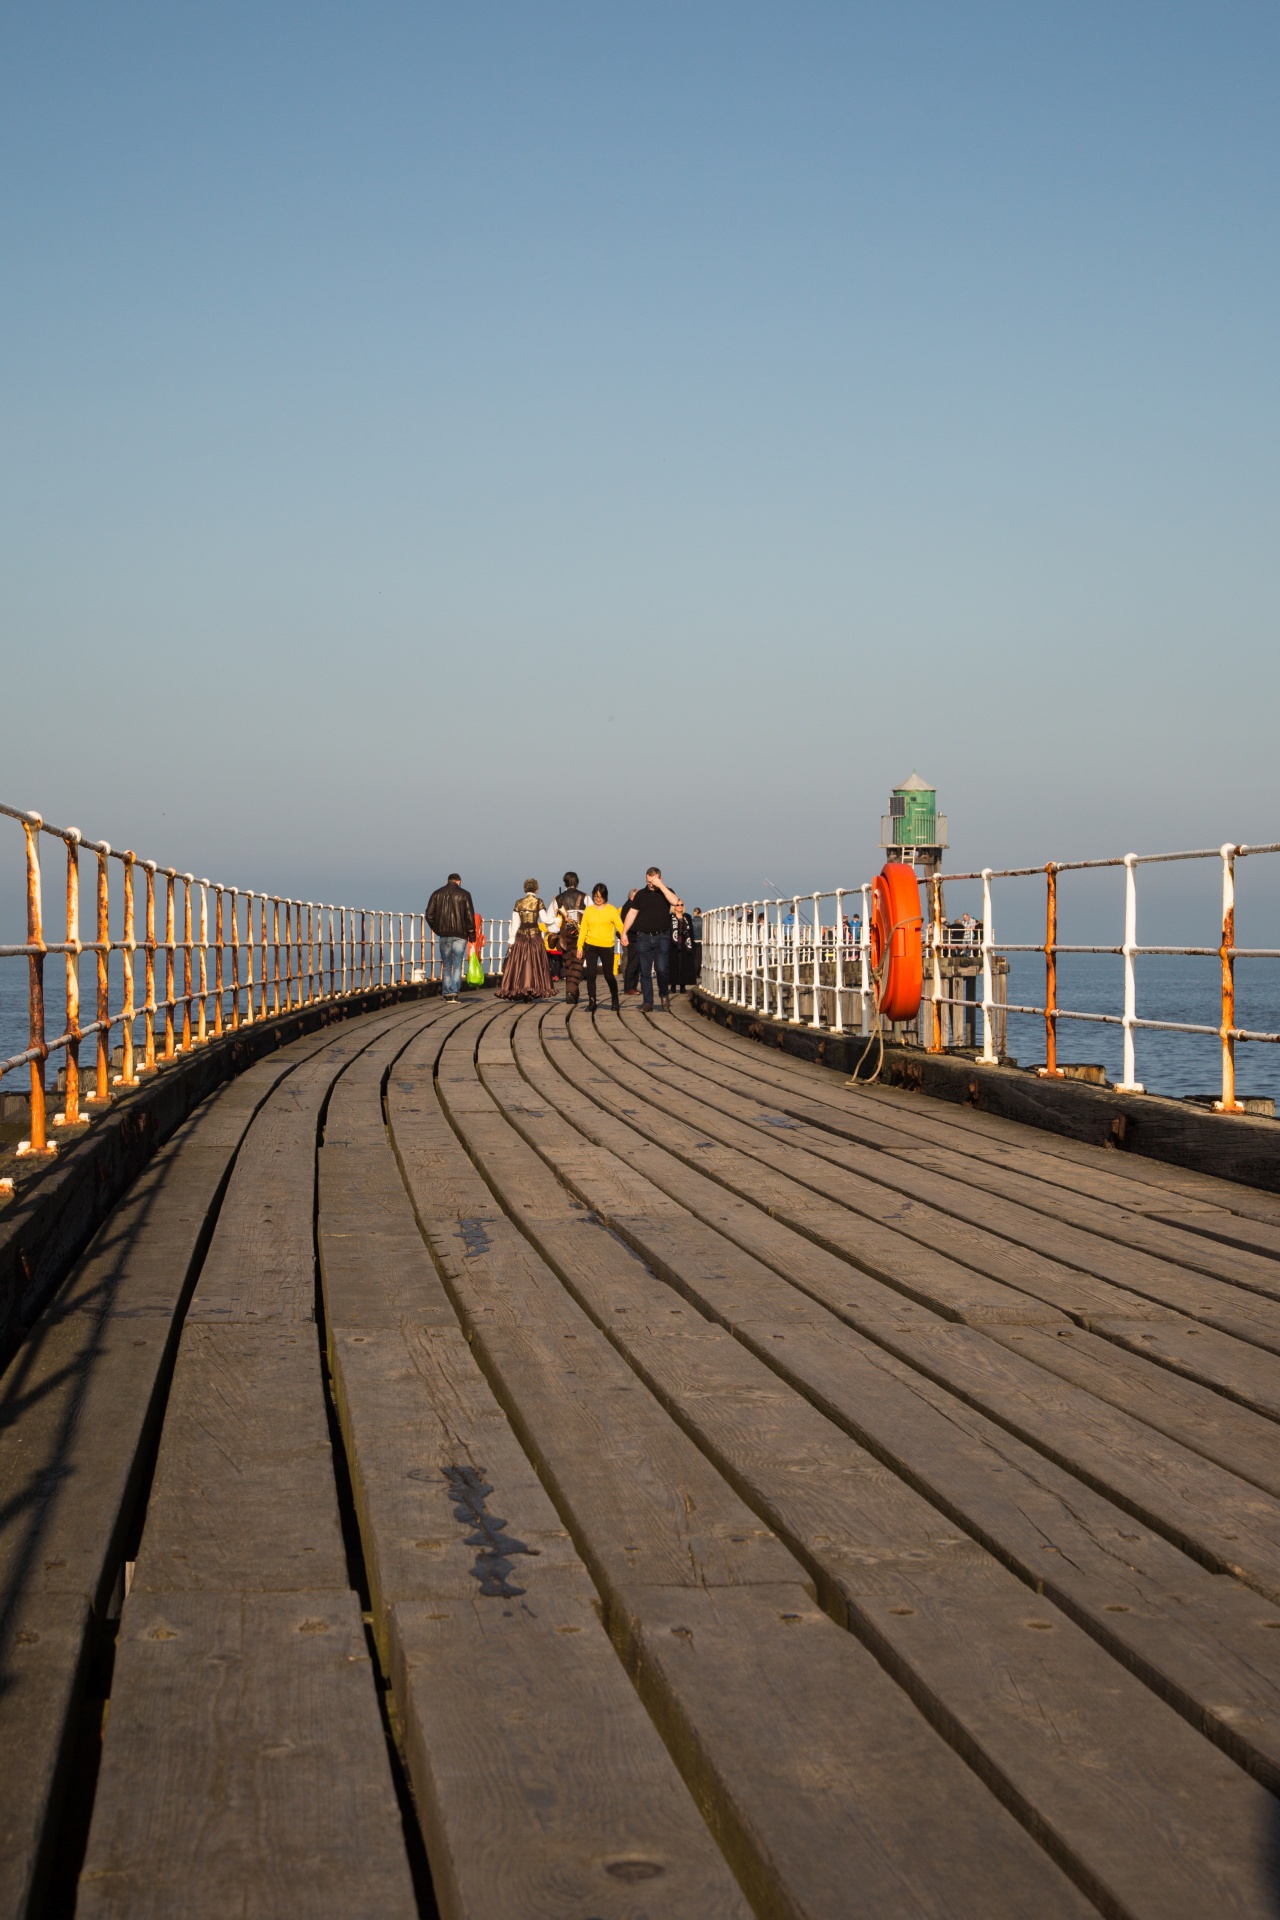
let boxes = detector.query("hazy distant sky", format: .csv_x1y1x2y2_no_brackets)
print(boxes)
3,1,1277,927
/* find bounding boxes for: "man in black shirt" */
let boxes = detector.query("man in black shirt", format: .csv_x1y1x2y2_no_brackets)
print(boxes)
622,867,680,1012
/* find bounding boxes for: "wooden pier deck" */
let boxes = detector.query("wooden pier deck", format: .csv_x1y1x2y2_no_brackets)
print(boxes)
4,989,1280,1916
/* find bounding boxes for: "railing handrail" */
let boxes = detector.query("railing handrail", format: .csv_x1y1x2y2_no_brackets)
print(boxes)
0,800,512,1164
700,839,1280,1112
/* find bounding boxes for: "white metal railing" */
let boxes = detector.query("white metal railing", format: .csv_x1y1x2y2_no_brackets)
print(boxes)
702,840,1280,1113
0,797,508,1162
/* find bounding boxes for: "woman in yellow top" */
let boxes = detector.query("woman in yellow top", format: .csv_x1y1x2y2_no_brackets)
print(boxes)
577,883,627,1012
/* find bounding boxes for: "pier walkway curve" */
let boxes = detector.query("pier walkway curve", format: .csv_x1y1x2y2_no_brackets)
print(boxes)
4,988,1280,1918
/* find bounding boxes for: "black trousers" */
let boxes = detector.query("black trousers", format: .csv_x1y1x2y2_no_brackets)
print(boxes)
623,942,642,992
583,944,619,1008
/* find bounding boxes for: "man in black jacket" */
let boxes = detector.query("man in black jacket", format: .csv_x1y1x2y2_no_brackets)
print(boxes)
426,872,477,1002
622,867,680,1012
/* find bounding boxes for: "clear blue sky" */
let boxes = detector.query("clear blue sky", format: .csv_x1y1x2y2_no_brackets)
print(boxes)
3,1,1277,931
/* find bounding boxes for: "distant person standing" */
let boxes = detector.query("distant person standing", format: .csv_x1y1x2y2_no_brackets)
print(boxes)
577,883,626,1013
556,872,586,1006
540,897,564,982
497,880,554,1001
621,887,642,995
690,907,704,984
669,899,694,992
623,867,680,1012
425,871,477,1003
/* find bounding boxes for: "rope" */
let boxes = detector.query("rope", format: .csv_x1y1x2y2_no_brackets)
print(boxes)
847,907,919,1087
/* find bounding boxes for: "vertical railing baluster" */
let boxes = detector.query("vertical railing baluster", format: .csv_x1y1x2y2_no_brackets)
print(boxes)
213,887,224,1037
143,863,157,1071
1119,855,1141,1091
929,874,944,1053
197,881,209,1044
95,845,110,1098
164,872,176,1059
1043,863,1058,1076
121,851,137,1084
64,832,82,1125
810,892,822,1028
790,896,801,1023
980,871,996,1064
245,892,256,1026
1218,844,1239,1112
23,820,50,1155
181,874,193,1053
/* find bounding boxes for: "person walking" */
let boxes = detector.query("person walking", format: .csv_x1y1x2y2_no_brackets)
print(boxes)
497,881,554,1000
621,887,642,994
623,867,680,1012
540,897,564,983
556,872,586,1005
577,883,626,1012
669,898,694,991
425,871,477,1003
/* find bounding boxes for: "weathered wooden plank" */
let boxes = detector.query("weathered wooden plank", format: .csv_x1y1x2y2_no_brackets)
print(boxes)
676,997,1280,1228
544,1008,1280,1426
579,1026,1280,1602
388,1014,1097,1920
687,989,1280,1196
602,1012,1280,1348
130,1323,348,1594
466,1017,1280,1916
0,1590,92,1920
982,1322,1280,1495
390,1581,752,1920
77,1009,435,1914
592,1012,1280,1358
77,1589,416,1920
670,999,1280,1237
318,1008,755,1916
0,1019,372,1919
513,1003,1280,1793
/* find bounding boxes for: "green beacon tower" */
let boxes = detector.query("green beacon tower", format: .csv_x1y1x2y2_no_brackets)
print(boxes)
880,772,948,877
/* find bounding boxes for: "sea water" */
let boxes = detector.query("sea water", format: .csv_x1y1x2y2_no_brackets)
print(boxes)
3,951,1280,1107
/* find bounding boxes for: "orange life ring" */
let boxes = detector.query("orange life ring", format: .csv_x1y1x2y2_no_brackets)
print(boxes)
870,862,923,1020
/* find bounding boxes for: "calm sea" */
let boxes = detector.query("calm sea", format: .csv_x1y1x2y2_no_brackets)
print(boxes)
3,951,1279,1106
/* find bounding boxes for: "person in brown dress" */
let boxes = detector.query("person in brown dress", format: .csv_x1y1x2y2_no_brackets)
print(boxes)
496,881,554,1000
556,871,586,1005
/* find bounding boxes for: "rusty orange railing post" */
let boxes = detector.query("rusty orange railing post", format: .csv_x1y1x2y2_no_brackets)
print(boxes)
181,875,194,1052
196,881,208,1044
230,890,242,1029
1216,844,1241,1113
928,874,944,1052
92,843,111,1100
163,872,177,1059
143,862,157,1073
1043,863,1060,1076
328,907,335,999
23,819,50,1155
211,886,222,1038
283,900,293,1010
258,897,269,1018
270,898,280,1015
120,850,137,1085
63,831,82,1126
245,893,257,1025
